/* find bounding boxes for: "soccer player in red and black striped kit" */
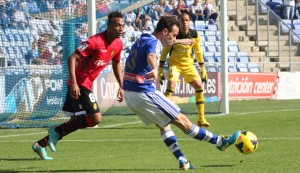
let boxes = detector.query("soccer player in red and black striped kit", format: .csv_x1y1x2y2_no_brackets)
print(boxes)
32,11,125,160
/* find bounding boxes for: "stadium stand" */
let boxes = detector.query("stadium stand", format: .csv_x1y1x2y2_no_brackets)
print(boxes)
0,0,265,128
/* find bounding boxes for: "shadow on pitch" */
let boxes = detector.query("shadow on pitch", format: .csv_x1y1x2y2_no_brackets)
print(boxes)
201,164,235,168
0,168,181,172
0,158,37,161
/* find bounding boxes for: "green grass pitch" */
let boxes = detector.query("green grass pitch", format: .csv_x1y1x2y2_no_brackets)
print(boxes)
0,99,300,173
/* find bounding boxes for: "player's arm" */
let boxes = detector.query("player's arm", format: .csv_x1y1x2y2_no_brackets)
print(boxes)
112,59,124,102
145,53,158,82
169,38,195,46
194,34,208,83
158,46,171,84
68,52,81,99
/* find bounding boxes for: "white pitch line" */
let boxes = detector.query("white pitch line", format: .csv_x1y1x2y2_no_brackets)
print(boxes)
0,137,300,143
0,108,299,139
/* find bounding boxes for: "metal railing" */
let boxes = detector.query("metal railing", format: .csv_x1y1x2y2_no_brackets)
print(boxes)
231,0,300,72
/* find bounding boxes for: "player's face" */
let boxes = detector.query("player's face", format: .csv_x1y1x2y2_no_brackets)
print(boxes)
179,13,190,34
161,25,179,46
108,17,125,38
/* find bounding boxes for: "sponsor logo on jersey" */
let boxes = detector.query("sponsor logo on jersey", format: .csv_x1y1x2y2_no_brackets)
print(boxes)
78,43,88,51
110,50,115,57
100,49,107,53
93,103,98,110
94,60,107,66
124,72,145,83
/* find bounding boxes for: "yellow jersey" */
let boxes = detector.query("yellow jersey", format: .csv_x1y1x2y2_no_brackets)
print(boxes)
160,29,204,67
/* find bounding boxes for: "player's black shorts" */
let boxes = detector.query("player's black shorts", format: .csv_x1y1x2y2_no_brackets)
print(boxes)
62,86,100,116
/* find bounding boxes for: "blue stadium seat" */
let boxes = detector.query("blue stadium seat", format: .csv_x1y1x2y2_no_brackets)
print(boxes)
292,30,300,43
248,63,260,72
205,35,218,42
236,63,249,72
195,20,207,31
228,63,236,72
204,52,215,62
206,65,218,72
205,31,216,36
293,19,300,29
228,41,239,52
214,52,221,62
207,24,218,31
281,20,292,34
237,52,250,62
228,52,237,62
206,45,217,52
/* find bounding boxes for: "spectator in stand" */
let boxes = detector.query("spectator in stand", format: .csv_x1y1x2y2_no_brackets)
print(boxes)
5,0,16,16
0,9,10,29
54,0,68,16
124,10,137,29
27,0,41,14
11,9,29,29
39,45,52,64
296,0,300,19
39,0,49,17
171,0,189,16
189,0,204,23
282,0,295,20
202,0,218,22
121,19,135,46
50,45,62,65
96,1,111,15
46,0,55,17
26,41,39,64
166,0,175,14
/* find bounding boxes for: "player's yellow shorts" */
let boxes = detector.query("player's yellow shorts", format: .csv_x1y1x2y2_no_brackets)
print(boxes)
167,64,200,83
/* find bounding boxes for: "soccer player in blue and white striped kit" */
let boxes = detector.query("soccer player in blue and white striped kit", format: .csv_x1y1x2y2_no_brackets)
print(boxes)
123,16,241,170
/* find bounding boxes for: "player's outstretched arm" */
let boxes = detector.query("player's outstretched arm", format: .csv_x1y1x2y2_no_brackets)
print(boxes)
112,60,124,102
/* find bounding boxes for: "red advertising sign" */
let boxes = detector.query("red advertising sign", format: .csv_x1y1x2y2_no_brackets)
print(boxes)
228,73,278,99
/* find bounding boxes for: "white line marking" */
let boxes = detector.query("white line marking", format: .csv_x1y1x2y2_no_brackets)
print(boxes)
0,137,299,143
0,108,299,139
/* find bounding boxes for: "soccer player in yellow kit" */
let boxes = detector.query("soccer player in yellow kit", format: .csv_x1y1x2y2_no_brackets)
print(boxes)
158,11,210,127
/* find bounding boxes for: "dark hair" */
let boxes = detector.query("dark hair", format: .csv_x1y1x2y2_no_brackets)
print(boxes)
108,11,123,24
155,16,179,33
178,10,191,19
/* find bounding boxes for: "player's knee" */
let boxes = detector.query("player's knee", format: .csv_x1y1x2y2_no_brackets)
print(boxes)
172,113,193,132
88,113,102,125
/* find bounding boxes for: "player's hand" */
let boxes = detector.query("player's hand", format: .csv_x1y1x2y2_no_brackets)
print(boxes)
200,66,208,84
117,88,124,103
180,39,195,45
69,83,80,99
158,68,165,85
145,69,158,82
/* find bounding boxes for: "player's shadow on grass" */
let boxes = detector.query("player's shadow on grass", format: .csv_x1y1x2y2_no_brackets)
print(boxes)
202,164,235,168
0,158,37,161
0,169,181,172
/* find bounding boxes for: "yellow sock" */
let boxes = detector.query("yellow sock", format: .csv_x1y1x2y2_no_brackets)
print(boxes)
195,88,205,121
164,87,174,98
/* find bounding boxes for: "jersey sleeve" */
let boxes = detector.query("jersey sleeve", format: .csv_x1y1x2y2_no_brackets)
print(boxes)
194,33,204,64
75,37,96,58
146,39,161,59
160,45,171,62
112,48,121,63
